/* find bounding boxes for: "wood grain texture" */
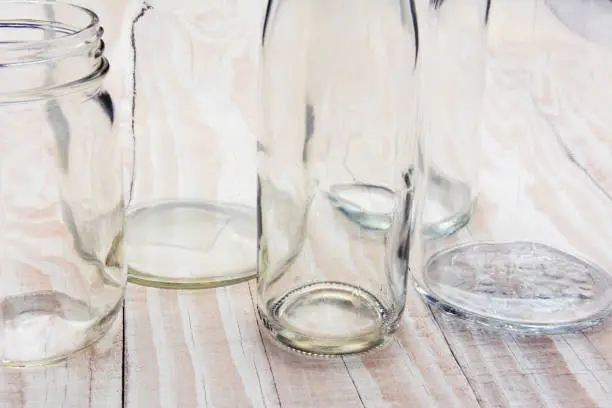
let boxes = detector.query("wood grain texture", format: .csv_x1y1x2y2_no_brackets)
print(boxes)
124,283,280,408
0,317,123,408
3,0,612,407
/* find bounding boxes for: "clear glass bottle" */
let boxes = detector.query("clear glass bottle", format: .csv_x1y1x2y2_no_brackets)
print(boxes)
0,1,125,367
257,0,423,356
415,0,490,239
125,0,258,288
415,0,612,334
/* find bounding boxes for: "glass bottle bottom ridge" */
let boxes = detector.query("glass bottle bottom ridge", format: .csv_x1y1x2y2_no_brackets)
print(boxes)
259,281,398,357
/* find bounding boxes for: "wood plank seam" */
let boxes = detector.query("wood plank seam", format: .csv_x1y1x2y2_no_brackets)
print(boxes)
122,302,127,408
231,306,268,407
341,358,367,408
430,308,484,408
247,283,284,408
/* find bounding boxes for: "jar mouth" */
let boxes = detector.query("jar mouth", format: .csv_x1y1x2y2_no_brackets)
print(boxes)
0,1,100,57
0,1,107,102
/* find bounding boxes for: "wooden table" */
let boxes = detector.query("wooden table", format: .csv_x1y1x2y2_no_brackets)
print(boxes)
2,0,612,406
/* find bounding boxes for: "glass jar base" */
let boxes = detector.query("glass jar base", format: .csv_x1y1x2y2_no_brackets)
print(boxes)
0,291,123,368
422,167,476,240
327,183,395,231
126,200,257,289
259,282,397,357
423,199,475,240
326,176,474,239
419,241,612,334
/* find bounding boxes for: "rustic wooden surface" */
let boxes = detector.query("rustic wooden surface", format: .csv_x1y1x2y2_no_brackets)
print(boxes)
1,0,612,407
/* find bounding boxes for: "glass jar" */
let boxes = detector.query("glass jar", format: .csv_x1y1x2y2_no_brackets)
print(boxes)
415,0,612,334
125,0,259,288
0,1,125,367
257,0,423,356
415,0,490,239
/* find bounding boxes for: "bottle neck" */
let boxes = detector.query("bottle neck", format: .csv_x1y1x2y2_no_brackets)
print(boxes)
0,1,108,103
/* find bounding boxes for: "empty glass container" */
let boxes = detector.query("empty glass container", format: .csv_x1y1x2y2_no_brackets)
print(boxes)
415,0,612,334
0,1,125,366
257,0,423,356
125,0,258,288
415,0,490,239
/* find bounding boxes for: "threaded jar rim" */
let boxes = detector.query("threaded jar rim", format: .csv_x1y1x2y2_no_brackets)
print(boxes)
0,0,108,102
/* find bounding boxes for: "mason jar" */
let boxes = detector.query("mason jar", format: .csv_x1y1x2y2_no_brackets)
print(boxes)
0,1,125,367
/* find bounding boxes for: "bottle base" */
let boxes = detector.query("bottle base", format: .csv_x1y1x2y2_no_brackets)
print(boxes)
0,291,123,368
419,241,612,334
258,282,398,357
126,200,257,289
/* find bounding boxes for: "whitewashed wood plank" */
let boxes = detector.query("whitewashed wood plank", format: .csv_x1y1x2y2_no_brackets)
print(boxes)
124,284,280,408
349,289,481,408
436,313,612,408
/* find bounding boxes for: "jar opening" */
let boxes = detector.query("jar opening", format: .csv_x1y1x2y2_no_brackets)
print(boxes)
0,1,107,102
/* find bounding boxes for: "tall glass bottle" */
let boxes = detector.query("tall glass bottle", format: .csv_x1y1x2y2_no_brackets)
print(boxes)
415,0,490,239
257,0,423,356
